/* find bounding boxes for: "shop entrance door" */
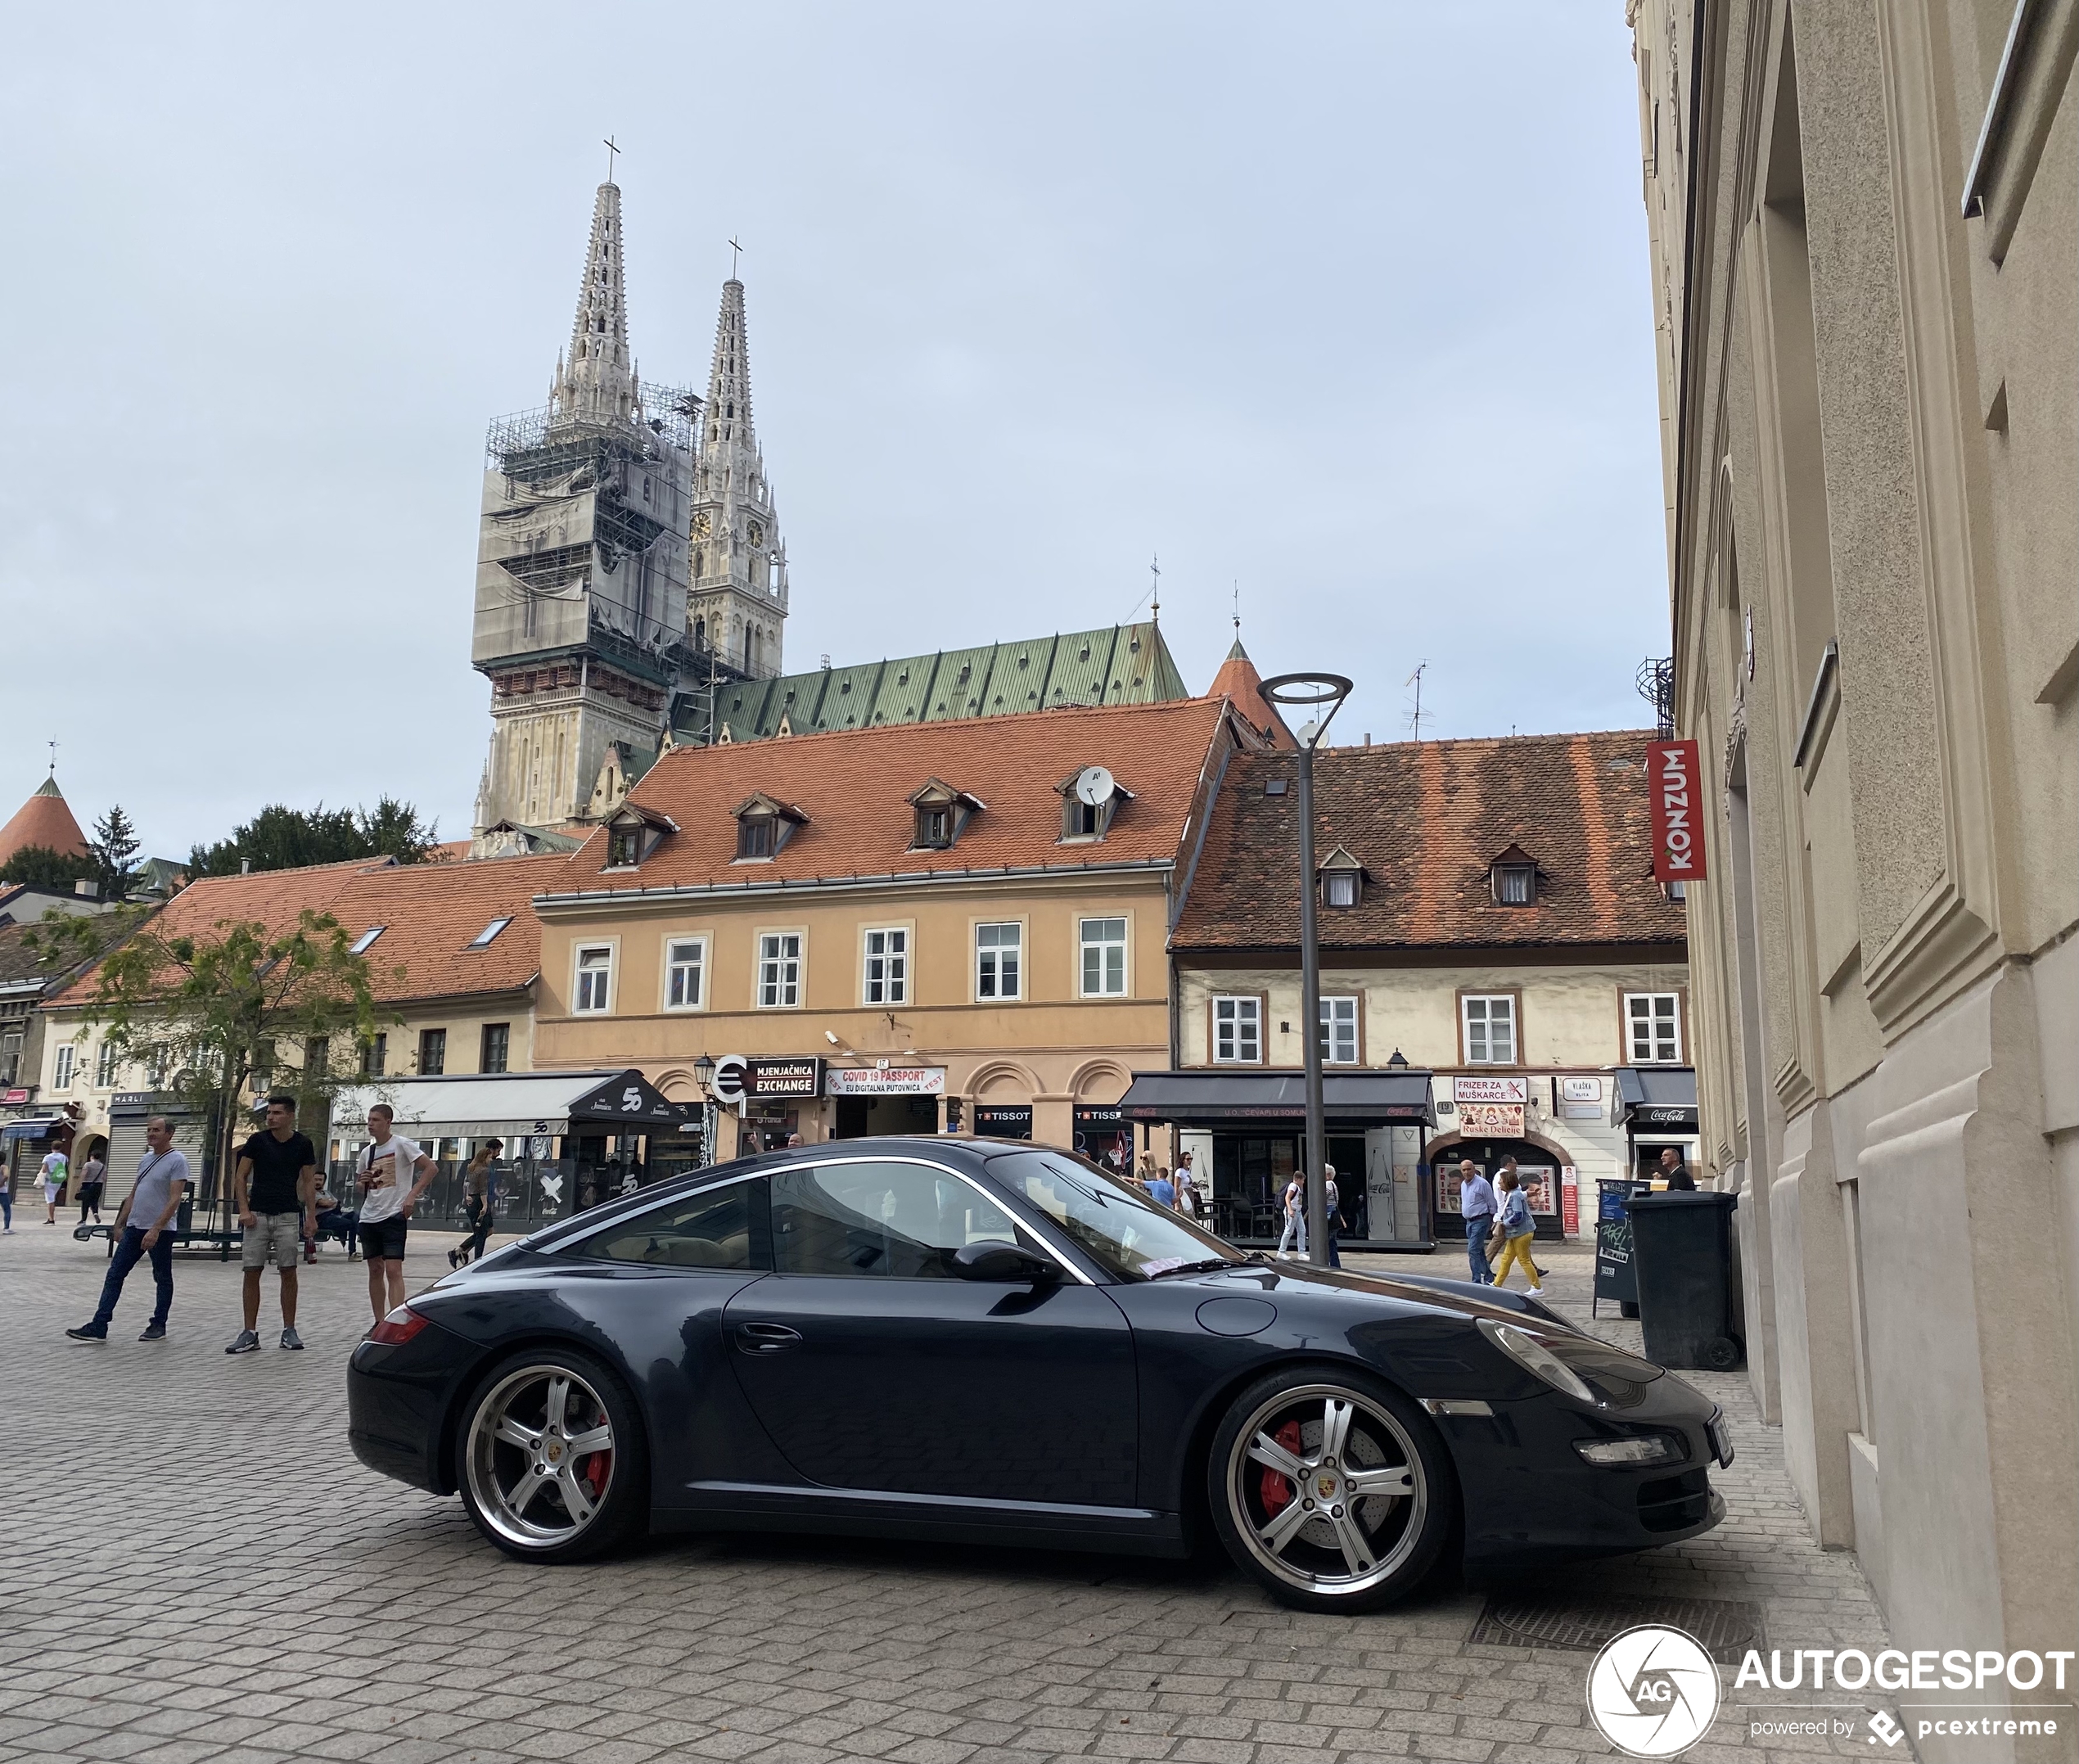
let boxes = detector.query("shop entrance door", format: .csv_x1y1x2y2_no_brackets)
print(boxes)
833,1095,939,1139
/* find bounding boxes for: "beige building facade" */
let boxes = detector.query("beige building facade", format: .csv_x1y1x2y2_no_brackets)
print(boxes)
1626,0,2077,1733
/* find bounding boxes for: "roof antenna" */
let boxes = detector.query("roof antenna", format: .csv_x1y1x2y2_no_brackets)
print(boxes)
1405,662,1430,742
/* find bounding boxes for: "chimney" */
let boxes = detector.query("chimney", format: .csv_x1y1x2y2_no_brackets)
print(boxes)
74,879,95,897
241,859,252,875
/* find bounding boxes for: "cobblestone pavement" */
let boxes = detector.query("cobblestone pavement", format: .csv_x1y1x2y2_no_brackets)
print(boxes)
0,1224,1908,1763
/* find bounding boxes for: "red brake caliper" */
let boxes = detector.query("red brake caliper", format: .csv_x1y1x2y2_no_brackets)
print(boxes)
580,1451,611,1497
1259,1420,1306,1516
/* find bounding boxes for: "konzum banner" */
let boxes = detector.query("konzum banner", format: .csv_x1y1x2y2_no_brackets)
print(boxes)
1648,738,1707,883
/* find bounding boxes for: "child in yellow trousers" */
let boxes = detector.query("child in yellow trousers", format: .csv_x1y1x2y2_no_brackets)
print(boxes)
1490,1168,1543,1294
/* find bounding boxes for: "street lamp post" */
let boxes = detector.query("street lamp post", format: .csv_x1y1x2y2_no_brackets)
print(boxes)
1260,672,1354,1270
692,1052,717,1169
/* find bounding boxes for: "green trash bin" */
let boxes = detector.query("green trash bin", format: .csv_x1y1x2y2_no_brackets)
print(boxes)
1623,1190,1743,1370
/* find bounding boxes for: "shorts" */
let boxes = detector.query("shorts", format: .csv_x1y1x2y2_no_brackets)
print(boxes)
242,1211,304,1271
358,1216,408,1262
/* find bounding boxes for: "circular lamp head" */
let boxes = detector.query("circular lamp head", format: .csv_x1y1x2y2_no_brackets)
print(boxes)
1259,672,1355,748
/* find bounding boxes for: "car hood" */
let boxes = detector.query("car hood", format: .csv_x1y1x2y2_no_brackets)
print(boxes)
1156,1257,1578,1332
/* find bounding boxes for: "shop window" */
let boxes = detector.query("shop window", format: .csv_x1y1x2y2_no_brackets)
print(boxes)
1080,917,1127,997
417,1028,447,1076
1461,995,1517,1065
1626,992,1682,1063
480,1022,510,1074
864,927,908,1004
1213,995,1261,1064
574,946,614,1013
758,932,802,1008
54,1044,74,1088
665,940,705,1010
1319,996,1360,1066
976,922,1022,1000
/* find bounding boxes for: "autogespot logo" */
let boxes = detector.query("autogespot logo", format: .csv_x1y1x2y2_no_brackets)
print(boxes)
1586,1625,1721,1758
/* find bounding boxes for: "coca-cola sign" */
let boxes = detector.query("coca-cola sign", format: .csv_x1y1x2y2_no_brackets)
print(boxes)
1648,738,1707,883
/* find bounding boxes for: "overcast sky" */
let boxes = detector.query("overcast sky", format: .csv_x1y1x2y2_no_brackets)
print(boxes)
1,3,1664,861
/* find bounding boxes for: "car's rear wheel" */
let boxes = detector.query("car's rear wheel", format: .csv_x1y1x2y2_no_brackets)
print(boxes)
1207,1367,1455,1613
458,1349,646,1563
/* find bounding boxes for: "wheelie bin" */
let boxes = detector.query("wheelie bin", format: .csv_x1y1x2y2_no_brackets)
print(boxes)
1623,1189,1743,1369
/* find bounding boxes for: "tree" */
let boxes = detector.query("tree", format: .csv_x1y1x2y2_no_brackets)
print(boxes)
89,805,142,902
0,843,97,889
31,905,399,1223
188,797,438,877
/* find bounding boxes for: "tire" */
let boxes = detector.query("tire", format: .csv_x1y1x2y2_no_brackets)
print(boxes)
1206,1365,1456,1613
455,1347,647,1563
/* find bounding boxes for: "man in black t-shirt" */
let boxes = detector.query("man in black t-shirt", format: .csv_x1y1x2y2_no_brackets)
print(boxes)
228,1095,318,1353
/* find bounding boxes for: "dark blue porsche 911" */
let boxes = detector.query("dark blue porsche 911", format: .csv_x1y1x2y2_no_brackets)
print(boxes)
348,1138,1729,1612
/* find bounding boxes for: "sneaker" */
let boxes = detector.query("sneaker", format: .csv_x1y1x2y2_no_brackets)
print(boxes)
226,1329,261,1355
1527,1285,1545,1296
65,1324,107,1341
280,1327,304,1351
139,1323,167,1341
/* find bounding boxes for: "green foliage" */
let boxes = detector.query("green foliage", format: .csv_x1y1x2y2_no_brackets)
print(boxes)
0,843,97,889
188,798,437,878
89,805,142,902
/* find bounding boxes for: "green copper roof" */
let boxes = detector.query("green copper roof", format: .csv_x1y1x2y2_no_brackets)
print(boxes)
682,622,1191,746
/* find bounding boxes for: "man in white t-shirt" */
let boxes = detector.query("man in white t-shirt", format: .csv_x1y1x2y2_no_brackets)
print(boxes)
356,1103,435,1324
40,1147,67,1225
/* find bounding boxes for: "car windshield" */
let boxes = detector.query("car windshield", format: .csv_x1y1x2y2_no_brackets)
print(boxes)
986,1149,1245,1281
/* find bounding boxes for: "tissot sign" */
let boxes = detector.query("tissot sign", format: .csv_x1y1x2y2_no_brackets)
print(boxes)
1648,739,1707,884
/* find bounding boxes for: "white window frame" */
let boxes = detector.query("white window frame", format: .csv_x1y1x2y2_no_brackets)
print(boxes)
1625,991,1684,1064
757,930,805,1009
1212,995,1262,1065
1461,994,1518,1065
863,927,909,1006
1319,995,1360,1066
54,1044,74,1089
974,921,1023,1002
93,1039,118,1088
663,936,707,1012
1078,916,1129,999
1323,870,1359,909
572,943,616,1014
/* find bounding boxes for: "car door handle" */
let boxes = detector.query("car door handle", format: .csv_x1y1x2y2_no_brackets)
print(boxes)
734,1322,802,1354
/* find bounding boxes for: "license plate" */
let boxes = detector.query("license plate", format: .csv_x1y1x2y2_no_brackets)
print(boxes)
1706,1411,1734,1467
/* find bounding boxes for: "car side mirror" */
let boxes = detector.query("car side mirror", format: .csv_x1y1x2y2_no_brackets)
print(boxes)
951,1240,1060,1283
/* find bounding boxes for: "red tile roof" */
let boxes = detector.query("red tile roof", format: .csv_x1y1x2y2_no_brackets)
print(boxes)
549,697,1242,894
1173,731,1687,952
51,854,563,1007
0,778,88,866
1205,641,1297,750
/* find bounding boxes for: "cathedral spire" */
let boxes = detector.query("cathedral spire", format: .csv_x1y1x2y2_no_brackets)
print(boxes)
551,182,636,428
700,277,756,469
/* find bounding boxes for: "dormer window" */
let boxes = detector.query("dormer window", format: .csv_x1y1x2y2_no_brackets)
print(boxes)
732,792,805,861
907,778,984,850
602,804,678,871
1489,845,1540,905
1057,765,1131,842
608,828,642,868
1316,846,1367,909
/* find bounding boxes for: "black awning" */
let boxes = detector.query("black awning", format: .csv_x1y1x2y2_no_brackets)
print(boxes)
566,1069,697,1129
1118,1069,1435,1126
1612,1066,1698,1129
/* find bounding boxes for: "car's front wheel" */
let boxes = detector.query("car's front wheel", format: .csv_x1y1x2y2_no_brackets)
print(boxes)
457,1349,647,1563
1207,1368,1454,1613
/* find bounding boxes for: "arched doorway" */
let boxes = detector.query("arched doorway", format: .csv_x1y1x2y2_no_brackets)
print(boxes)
1427,1129,1572,1240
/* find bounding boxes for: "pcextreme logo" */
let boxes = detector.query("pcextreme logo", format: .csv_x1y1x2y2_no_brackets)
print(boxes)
1586,1626,1721,1757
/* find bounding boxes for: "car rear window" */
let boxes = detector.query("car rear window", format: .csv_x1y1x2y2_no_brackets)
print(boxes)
568,1178,764,1270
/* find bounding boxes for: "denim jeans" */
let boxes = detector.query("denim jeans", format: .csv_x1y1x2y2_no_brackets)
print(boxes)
1465,1214,1495,1284
1277,1212,1306,1256
92,1226,174,1330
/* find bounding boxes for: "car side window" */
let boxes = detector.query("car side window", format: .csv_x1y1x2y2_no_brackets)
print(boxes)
771,1161,1021,1279
570,1178,765,1270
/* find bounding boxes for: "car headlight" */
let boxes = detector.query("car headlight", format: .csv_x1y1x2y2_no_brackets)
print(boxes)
1477,1318,1594,1402
1573,1433,1684,1467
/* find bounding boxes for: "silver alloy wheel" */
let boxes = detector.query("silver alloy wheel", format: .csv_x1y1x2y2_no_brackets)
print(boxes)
465,1364,616,1549
1224,1382,1427,1598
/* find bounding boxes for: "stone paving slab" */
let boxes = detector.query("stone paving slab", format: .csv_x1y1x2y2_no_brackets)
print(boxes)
0,1224,1909,1761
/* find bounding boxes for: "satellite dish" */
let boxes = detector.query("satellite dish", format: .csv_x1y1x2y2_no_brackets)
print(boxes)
1075,765,1115,807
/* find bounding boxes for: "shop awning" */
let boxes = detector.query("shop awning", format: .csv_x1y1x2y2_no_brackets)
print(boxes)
327,1070,697,1138
1117,1069,1435,1126
1612,1066,1698,1130
2,1117,68,1140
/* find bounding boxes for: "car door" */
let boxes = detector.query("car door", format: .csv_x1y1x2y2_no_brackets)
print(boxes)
724,1156,1138,1506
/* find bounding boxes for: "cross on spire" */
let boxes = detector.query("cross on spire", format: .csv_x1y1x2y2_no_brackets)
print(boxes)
728,236,744,280
602,135,620,183
46,739,57,777
1149,555,1161,625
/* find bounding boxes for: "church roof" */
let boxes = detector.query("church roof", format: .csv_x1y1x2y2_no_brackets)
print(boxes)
687,621,1191,744
1206,638,1297,750
0,774,89,866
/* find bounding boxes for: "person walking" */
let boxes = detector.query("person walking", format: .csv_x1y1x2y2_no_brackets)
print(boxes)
65,1118,188,1342
1173,1157,1201,1220
1495,1156,1546,1282
1658,1147,1697,1190
1147,1166,1176,1209
1323,1165,1343,1269
356,1103,435,1324
228,1095,318,1353
76,1148,106,1225
1458,1158,1498,1284
1276,1174,1307,1259
1489,1168,1543,1294
450,1139,503,1268
39,1145,67,1225
1,1174,11,1234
